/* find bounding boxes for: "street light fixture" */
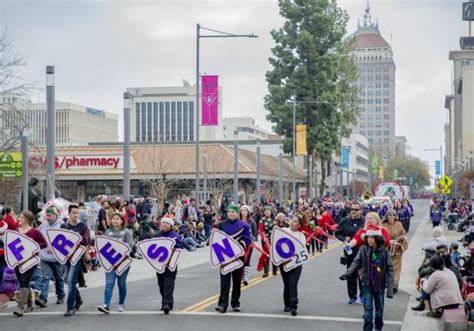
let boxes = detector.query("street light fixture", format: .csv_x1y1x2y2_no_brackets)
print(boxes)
195,24,257,206
286,99,328,203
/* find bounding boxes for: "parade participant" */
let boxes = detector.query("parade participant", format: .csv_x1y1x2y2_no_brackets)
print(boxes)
215,204,251,313
335,202,365,304
260,206,277,277
36,206,65,307
339,227,394,331
399,199,414,232
275,212,287,229
280,215,306,316
348,212,391,249
2,207,19,230
13,211,48,317
319,207,336,249
62,204,90,317
430,203,443,228
240,205,257,286
152,216,183,314
97,213,133,314
301,212,316,255
383,209,408,294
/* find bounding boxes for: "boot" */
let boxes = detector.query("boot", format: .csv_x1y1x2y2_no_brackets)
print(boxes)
13,288,30,317
25,290,34,313
411,301,425,311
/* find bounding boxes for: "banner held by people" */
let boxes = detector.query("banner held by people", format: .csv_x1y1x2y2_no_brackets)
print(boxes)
4,230,41,273
136,237,182,273
46,228,86,265
209,229,245,275
95,235,133,276
271,227,309,272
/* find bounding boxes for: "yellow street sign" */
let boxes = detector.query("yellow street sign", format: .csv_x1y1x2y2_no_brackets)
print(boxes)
434,186,439,193
440,175,453,189
440,188,451,195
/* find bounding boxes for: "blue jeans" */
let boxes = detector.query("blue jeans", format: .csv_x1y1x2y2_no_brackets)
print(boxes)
363,286,385,331
204,222,212,239
104,267,130,307
40,261,65,302
65,261,82,311
183,237,198,251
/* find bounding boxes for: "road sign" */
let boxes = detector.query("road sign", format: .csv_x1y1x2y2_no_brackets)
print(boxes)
463,2,474,21
434,186,439,194
440,188,451,195
0,152,22,178
439,174,453,189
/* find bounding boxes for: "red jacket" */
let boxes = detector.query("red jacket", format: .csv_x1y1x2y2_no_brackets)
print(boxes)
352,226,391,248
319,212,336,231
3,214,19,231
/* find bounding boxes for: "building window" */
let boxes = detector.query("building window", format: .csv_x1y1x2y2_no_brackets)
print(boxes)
171,102,176,142
375,106,382,112
383,114,389,120
368,75,374,81
384,130,390,136
383,74,390,80
189,101,194,141
165,102,170,141
153,102,158,141
159,102,164,141
177,101,182,141
383,90,389,96
136,102,140,141
147,102,152,142
384,138,389,143
375,75,381,80
375,99,381,104
375,130,381,136
375,83,381,88
183,101,188,141
141,102,146,142
383,67,389,73
375,90,381,97
367,130,373,136
383,99,389,104
383,83,389,88
368,99,374,104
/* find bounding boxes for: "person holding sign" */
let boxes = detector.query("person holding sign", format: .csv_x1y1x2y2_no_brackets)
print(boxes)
278,215,306,316
240,205,257,286
37,206,66,307
61,204,90,317
153,216,183,315
13,211,48,317
215,204,251,313
97,213,133,314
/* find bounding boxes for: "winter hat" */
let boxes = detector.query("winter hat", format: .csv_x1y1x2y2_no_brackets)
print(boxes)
161,217,175,227
46,206,59,216
363,224,383,238
240,205,251,213
264,205,272,211
228,204,239,213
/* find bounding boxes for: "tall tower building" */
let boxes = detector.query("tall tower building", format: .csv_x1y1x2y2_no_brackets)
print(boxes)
353,1,396,165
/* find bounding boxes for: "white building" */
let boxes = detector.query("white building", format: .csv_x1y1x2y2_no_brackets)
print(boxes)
220,117,278,141
0,101,118,146
126,84,222,143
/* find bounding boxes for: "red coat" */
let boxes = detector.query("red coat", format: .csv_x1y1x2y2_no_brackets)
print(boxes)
3,214,19,231
352,226,391,248
319,212,336,231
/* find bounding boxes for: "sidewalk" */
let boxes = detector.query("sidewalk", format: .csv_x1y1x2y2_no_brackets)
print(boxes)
0,245,211,311
400,208,466,331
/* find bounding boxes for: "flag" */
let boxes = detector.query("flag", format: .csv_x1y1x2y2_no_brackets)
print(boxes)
371,156,378,174
201,75,219,126
393,169,399,179
296,124,307,155
341,147,350,169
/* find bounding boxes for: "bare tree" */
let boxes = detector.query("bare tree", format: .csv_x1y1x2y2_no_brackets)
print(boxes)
205,149,232,211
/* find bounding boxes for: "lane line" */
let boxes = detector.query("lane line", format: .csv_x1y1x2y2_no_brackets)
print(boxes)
0,310,403,325
184,242,342,312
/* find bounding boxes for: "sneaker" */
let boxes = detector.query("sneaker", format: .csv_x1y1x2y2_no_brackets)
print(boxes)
163,304,170,315
78,284,87,288
56,298,64,305
97,305,110,314
262,273,269,278
232,306,240,312
35,299,47,308
290,308,297,316
359,295,365,305
348,298,357,305
243,280,248,286
393,287,398,295
117,304,125,312
215,306,227,313
33,289,40,301
272,270,278,276
411,302,425,311
64,310,75,317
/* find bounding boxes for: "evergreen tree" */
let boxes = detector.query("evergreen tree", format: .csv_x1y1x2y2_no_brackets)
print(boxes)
265,0,360,196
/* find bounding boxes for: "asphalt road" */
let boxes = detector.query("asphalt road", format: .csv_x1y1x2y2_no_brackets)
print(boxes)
0,200,430,331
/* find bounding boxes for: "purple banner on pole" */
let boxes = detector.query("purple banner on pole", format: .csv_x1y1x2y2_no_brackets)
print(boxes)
201,75,219,126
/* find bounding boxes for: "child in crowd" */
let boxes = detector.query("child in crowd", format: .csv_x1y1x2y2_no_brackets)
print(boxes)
340,228,394,331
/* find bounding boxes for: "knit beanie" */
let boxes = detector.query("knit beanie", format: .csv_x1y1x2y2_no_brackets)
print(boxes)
228,204,239,213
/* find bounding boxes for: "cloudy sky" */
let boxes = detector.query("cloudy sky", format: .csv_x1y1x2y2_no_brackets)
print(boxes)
0,0,467,178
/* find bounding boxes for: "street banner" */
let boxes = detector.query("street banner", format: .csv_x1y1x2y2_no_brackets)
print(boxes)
379,166,384,180
209,229,245,275
4,230,41,273
371,156,378,174
435,160,441,176
341,147,350,169
201,75,219,126
271,227,309,272
95,236,133,276
296,124,307,156
137,238,182,274
46,229,86,265
0,152,22,178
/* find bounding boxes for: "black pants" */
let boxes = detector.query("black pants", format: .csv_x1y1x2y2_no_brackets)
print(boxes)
279,265,302,310
218,266,243,309
346,249,363,300
156,268,177,310
15,265,37,288
401,219,410,232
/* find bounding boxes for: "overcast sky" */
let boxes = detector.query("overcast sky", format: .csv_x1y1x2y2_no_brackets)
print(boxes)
0,0,468,179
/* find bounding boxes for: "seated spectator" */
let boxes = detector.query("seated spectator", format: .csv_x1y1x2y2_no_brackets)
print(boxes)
178,224,200,252
422,227,448,252
137,216,157,241
422,255,463,317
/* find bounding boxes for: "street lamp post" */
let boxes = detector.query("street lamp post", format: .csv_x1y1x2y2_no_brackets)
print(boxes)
45,66,55,200
195,24,257,206
424,146,443,178
21,127,31,211
123,92,132,200
233,130,239,203
256,139,261,203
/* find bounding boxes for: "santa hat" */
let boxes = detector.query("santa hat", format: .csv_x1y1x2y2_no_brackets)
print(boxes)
161,217,175,227
363,224,383,238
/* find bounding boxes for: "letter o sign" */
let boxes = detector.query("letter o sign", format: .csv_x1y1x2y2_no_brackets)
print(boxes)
276,238,295,259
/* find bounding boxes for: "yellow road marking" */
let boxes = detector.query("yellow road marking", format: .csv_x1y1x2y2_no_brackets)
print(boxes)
183,241,342,312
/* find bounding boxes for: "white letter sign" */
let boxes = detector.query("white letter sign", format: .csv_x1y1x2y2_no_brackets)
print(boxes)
46,229,86,265
209,229,245,275
137,238,182,273
271,227,309,272
95,236,133,276
4,230,41,273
